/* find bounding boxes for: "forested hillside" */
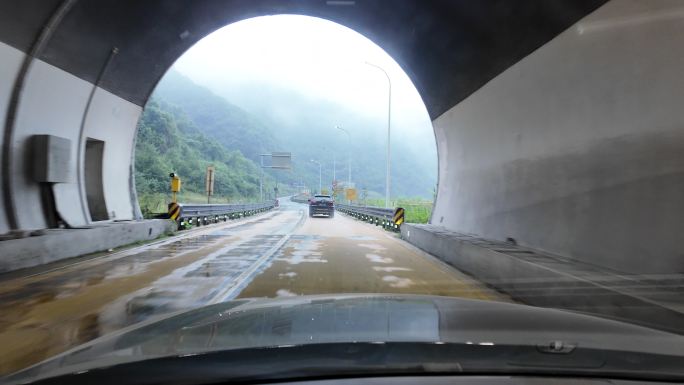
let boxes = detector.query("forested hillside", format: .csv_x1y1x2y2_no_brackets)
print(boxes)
134,99,273,215
152,70,278,164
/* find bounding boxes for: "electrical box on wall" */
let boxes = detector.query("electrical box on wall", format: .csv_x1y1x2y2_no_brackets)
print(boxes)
32,135,73,183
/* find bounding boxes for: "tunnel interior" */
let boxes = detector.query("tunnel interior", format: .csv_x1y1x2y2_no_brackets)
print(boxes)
3,0,684,275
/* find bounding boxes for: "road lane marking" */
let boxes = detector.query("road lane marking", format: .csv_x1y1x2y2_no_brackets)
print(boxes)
209,209,306,303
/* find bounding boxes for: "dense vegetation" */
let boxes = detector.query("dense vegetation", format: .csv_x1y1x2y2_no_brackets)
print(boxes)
134,99,273,216
364,198,434,224
152,71,278,164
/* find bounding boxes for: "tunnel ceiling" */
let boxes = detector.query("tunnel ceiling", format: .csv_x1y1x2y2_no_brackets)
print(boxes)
0,0,606,119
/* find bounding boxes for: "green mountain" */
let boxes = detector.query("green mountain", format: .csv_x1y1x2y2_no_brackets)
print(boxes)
134,98,274,216
151,70,278,164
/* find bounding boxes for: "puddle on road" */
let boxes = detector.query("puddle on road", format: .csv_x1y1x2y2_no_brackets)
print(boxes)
346,235,378,241
358,243,387,251
365,253,394,264
276,237,328,265
237,234,507,306
184,235,283,278
0,211,297,376
0,230,242,375
382,275,414,288
276,289,297,297
373,266,413,272
115,234,287,324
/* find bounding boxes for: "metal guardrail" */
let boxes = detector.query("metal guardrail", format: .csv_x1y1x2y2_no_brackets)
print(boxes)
169,201,277,230
335,203,403,232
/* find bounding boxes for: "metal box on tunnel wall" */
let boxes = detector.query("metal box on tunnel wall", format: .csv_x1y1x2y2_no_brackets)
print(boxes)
31,135,73,183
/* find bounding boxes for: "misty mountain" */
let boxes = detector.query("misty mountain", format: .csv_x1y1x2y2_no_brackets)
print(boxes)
148,70,437,198
152,70,279,164
135,98,275,215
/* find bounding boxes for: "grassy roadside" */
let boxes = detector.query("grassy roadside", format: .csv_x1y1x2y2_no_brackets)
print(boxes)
362,197,433,224
138,192,263,218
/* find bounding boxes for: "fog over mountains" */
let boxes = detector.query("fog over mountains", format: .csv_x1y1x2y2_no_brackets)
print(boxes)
147,70,437,199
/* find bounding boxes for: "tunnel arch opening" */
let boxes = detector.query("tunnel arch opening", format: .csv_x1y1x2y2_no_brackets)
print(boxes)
0,0,602,234
133,14,439,217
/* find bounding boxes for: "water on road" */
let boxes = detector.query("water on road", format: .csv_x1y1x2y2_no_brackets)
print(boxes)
0,199,507,375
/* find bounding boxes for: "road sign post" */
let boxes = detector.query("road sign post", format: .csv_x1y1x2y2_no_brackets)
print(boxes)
205,165,215,204
345,187,357,202
261,152,291,201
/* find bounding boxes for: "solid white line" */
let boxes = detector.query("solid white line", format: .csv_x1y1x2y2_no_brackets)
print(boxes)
209,208,306,303
208,234,292,304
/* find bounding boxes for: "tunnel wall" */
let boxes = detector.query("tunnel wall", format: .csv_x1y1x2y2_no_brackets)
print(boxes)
0,42,25,234
1,41,142,232
431,0,684,274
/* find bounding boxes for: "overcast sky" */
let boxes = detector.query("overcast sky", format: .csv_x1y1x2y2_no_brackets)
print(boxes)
173,14,436,153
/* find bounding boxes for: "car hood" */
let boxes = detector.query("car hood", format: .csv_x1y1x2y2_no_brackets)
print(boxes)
6,294,684,383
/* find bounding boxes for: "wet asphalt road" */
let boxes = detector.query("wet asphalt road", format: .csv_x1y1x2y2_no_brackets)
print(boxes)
0,199,507,375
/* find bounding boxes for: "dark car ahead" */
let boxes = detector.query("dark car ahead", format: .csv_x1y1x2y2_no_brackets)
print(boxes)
308,194,334,218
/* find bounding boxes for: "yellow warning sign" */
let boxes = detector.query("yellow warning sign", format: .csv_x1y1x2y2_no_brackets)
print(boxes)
393,207,405,226
345,188,357,201
170,174,181,192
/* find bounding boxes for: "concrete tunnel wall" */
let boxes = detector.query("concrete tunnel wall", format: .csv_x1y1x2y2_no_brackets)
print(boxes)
0,41,23,234
1,0,681,277
0,40,142,233
431,0,684,274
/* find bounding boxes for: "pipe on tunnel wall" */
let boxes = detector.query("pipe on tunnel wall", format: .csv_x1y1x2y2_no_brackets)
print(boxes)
431,0,684,274
1,0,77,232
0,44,143,232
0,42,23,234
0,1,143,233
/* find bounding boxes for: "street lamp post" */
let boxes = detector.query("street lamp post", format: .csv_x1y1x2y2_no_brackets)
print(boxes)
365,61,392,208
310,159,322,194
336,125,351,186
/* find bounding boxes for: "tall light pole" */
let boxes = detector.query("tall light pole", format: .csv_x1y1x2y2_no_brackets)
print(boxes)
336,125,351,186
310,159,322,194
365,61,392,208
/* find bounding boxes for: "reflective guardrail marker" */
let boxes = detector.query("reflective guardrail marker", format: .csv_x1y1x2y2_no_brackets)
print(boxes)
393,207,405,226
168,202,181,220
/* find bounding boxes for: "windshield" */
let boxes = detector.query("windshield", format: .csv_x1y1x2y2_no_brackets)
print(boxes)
1,1,683,383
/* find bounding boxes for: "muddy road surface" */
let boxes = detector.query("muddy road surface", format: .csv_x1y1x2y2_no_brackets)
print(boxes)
0,199,507,375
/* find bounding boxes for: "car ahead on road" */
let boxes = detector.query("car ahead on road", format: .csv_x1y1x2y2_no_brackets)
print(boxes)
308,194,334,218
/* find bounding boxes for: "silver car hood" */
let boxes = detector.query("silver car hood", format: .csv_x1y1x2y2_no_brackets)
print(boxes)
6,294,684,383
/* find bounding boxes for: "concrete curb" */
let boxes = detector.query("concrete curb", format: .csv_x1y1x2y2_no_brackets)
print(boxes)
401,223,684,333
0,219,176,273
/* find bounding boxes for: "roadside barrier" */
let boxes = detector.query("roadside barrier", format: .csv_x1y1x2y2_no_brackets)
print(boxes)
335,203,404,232
168,201,277,230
